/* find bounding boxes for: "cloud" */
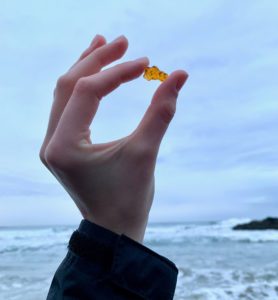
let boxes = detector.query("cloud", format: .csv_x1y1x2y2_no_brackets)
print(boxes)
0,0,277,224
0,173,63,197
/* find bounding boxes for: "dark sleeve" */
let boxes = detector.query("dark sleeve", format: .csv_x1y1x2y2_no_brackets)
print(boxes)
46,219,178,300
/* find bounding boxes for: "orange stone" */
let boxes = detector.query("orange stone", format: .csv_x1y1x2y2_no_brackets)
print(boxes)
143,66,168,82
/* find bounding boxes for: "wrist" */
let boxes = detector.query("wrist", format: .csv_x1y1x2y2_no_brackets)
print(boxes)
84,214,149,244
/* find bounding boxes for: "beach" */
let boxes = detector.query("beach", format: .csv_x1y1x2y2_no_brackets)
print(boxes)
1,218,278,299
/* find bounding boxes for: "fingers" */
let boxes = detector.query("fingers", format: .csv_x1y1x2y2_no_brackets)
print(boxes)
42,35,128,146
78,35,107,61
68,35,128,81
131,70,189,154
70,34,107,69
54,57,149,141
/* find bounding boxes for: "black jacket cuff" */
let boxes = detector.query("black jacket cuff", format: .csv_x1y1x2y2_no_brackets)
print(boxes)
68,219,178,300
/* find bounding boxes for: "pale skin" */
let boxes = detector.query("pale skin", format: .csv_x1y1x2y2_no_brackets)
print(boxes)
39,34,188,243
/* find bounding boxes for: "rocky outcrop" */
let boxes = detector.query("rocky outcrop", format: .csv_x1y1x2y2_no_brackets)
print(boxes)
233,217,278,230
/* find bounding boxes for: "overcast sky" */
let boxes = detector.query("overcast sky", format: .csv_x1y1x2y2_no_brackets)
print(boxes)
0,0,277,225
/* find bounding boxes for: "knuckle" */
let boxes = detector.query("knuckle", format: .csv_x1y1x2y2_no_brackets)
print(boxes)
39,147,47,165
74,78,94,95
44,142,67,169
158,102,176,124
56,74,75,91
92,49,105,67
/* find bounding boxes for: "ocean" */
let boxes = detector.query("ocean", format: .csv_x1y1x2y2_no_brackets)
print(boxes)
0,218,278,300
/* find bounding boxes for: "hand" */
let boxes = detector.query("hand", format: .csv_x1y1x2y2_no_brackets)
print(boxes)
39,35,188,243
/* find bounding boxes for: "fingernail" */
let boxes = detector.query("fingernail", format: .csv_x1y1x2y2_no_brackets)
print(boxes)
134,56,149,65
112,35,126,43
176,72,189,92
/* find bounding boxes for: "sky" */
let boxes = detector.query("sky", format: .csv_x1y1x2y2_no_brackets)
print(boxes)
0,0,277,225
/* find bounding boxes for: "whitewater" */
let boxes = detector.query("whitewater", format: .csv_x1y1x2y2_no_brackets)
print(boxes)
1,218,278,299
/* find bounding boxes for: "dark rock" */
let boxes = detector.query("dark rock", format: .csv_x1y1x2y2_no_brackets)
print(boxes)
233,217,278,230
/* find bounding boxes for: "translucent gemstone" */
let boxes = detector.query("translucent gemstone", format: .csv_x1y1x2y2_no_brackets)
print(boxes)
143,66,168,82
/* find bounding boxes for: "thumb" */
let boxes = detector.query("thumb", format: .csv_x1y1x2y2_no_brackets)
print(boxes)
132,70,188,152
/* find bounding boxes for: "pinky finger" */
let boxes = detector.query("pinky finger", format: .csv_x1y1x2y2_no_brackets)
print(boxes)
69,34,106,70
